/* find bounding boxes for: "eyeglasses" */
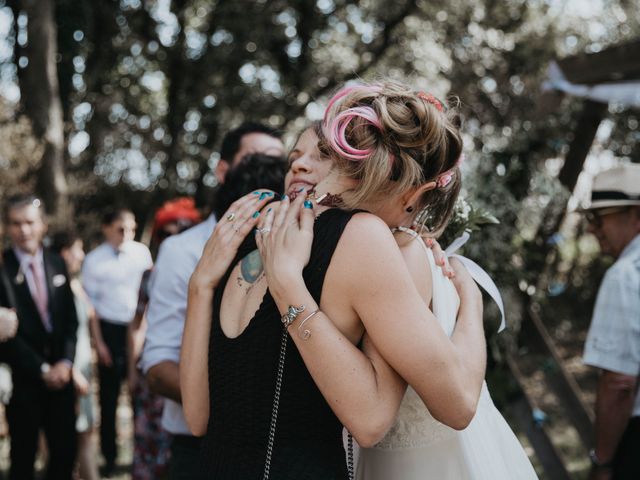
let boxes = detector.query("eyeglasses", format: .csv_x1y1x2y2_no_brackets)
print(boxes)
584,207,630,227
117,226,136,235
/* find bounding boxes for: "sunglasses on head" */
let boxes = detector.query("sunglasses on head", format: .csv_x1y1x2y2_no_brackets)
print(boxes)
584,206,630,227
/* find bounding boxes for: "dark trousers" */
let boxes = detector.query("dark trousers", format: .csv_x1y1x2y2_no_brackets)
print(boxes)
6,380,77,480
98,320,128,466
170,435,203,480
613,416,640,480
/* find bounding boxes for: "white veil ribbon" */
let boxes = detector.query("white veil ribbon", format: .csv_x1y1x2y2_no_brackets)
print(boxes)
445,231,506,332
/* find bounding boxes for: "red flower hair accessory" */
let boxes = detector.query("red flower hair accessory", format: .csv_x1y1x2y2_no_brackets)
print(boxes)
417,91,444,112
153,197,201,235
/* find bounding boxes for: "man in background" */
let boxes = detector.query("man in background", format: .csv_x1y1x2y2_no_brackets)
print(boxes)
0,194,78,480
583,164,640,480
82,208,152,476
141,122,284,479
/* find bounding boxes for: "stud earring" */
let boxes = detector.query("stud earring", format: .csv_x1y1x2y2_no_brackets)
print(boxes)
405,205,414,213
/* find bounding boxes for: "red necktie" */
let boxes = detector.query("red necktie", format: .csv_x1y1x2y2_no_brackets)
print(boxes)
29,260,51,332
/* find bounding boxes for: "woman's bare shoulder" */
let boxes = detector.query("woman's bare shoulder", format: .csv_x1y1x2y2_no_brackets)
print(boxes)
331,212,411,284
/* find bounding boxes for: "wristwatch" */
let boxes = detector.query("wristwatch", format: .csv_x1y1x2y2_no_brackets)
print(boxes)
281,305,305,328
589,449,614,470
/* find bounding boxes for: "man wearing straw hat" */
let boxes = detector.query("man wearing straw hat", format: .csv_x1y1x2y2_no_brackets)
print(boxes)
582,163,640,480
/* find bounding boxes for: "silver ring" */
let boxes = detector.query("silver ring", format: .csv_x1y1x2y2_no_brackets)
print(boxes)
226,212,236,222
256,228,271,234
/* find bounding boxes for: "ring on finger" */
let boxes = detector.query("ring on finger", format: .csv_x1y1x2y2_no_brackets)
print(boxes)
226,212,236,222
256,227,271,234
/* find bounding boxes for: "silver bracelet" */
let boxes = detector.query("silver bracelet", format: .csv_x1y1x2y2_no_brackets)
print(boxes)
281,305,305,328
297,309,320,340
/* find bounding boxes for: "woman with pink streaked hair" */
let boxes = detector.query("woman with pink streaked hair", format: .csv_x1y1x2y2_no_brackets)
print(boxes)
181,79,534,479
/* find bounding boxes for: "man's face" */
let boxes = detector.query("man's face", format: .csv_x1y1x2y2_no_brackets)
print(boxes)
103,214,136,248
216,132,284,184
6,204,47,255
586,207,640,258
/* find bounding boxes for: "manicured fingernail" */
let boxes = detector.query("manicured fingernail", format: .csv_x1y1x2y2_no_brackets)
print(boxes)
297,188,305,192
252,211,260,218
252,191,261,195
266,208,272,213
259,192,268,200
304,200,313,209
282,194,288,200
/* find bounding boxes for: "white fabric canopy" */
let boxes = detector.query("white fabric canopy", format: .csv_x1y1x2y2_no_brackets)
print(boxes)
542,61,640,107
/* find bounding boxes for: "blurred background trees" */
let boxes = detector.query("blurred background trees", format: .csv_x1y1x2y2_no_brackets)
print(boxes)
0,1,639,477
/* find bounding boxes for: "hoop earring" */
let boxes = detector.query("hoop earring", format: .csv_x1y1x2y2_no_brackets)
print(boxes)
405,205,414,213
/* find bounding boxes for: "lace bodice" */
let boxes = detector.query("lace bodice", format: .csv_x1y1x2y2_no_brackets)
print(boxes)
374,242,461,450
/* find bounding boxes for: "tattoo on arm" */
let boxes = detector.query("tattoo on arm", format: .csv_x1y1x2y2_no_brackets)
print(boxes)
236,250,264,292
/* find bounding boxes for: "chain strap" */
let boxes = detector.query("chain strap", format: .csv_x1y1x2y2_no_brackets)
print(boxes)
262,327,356,480
347,432,355,479
262,327,289,480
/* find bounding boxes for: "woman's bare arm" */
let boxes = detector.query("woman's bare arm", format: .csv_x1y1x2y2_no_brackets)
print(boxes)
262,204,485,438
180,192,272,436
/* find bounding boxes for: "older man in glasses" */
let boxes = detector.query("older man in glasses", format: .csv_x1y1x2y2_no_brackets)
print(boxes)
82,208,152,475
582,164,640,480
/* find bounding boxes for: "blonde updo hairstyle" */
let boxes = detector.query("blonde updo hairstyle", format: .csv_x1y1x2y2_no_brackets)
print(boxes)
319,80,462,236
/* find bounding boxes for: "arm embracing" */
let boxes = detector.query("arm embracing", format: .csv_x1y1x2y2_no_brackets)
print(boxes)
345,215,485,429
181,192,272,436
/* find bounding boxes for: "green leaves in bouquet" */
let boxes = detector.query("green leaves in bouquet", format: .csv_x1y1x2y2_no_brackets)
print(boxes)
439,198,500,249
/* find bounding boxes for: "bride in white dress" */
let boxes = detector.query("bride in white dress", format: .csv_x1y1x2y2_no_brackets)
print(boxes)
256,79,537,479
356,228,538,480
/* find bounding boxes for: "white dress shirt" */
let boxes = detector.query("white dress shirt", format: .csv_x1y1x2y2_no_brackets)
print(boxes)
82,241,152,324
141,214,216,435
584,234,640,417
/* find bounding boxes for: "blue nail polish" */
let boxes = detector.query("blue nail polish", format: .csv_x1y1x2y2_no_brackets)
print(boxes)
282,194,288,200
259,192,268,200
267,208,272,213
304,200,313,209
252,211,260,218
297,188,305,193
252,191,260,195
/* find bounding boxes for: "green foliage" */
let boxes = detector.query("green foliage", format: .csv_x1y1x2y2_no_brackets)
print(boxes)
0,0,638,311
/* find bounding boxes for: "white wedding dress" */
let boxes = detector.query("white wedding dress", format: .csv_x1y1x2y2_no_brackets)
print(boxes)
356,240,538,480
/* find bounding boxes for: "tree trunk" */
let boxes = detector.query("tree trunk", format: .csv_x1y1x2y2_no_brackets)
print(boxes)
19,0,69,221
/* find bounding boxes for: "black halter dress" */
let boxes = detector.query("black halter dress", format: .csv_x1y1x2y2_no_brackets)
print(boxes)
200,208,359,479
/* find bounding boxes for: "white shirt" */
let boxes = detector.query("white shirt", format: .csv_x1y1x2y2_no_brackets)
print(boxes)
584,234,640,417
82,241,152,324
140,214,216,435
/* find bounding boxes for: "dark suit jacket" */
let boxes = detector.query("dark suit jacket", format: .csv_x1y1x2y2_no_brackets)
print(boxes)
0,248,77,383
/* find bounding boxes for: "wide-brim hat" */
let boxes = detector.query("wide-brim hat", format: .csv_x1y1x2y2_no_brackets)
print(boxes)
581,163,640,211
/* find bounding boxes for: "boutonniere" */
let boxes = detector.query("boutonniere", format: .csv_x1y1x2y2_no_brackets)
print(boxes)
52,274,67,287
14,268,24,285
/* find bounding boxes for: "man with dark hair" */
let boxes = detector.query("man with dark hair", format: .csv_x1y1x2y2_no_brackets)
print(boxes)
216,121,282,182
582,164,640,480
141,123,283,479
82,208,152,475
0,194,78,480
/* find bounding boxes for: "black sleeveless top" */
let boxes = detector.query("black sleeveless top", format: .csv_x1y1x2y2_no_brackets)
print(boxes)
201,209,358,479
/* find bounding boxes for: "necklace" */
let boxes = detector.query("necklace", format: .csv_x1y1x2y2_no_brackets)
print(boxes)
307,189,345,208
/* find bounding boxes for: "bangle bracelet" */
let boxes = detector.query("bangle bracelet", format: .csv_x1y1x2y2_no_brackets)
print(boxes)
297,309,320,340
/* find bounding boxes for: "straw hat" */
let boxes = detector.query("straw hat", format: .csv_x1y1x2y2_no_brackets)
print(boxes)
584,164,640,210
